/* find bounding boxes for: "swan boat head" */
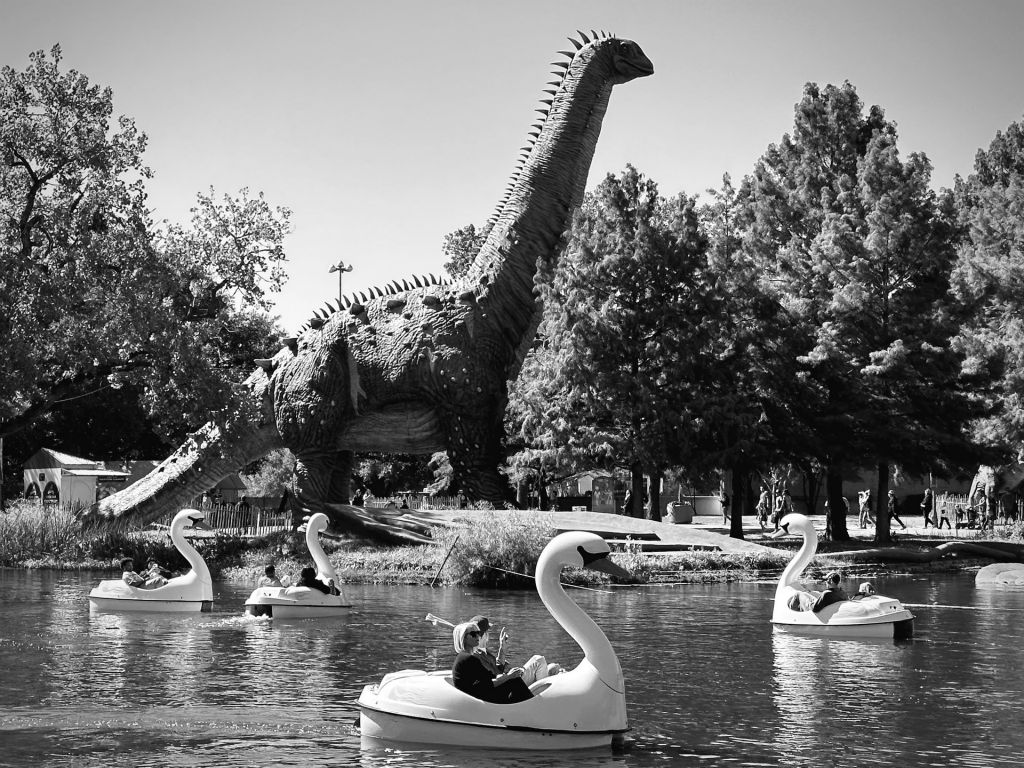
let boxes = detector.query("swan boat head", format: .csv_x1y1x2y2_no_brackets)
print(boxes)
357,530,631,749
88,508,213,611
770,513,914,638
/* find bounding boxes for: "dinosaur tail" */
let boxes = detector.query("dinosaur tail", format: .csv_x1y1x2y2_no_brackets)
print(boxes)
85,416,284,529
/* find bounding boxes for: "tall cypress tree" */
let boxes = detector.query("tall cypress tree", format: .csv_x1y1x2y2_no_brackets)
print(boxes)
739,82,972,543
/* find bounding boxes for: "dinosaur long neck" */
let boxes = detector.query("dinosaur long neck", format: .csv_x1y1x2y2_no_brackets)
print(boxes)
466,42,617,372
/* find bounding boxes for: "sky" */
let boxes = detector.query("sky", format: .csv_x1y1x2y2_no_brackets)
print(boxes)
5,0,1024,333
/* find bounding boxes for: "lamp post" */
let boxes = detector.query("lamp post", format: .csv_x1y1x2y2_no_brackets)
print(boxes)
329,259,353,302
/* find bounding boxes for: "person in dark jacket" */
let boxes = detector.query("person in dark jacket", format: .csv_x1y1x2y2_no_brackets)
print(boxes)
812,571,849,612
451,621,532,704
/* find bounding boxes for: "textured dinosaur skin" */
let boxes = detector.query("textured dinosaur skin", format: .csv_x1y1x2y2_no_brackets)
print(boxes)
91,32,653,525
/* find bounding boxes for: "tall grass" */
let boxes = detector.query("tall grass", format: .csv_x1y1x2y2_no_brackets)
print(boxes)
0,501,85,565
433,512,557,587
0,499,255,573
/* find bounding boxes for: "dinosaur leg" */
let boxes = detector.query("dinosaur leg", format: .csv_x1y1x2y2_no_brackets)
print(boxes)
292,452,337,514
444,413,514,506
328,449,354,503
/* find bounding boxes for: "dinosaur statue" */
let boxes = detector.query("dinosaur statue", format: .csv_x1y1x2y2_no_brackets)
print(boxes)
89,31,654,528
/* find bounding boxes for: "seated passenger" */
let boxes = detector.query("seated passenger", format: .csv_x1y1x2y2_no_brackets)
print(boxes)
257,563,283,588
812,571,849,612
852,581,876,599
121,558,145,587
451,621,532,704
295,566,335,594
468,614,560,683
143,558,168,588
467,615,507,675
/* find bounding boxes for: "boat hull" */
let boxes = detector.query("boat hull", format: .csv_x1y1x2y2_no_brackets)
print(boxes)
358,704,617,751
88,595,212,613
244,586,350,618
772,591,914,639
88,575,213,613
356,660,627,750
772,615,914,639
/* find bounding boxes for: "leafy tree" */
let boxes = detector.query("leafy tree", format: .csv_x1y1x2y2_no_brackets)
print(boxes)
700,174,802,538
739,82,974,542
950,117,1024,456
240,447,296,498
0,46,291,442
511,166,732,521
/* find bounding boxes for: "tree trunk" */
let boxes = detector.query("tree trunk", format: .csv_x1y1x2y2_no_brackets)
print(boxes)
629,461,644,518
825,463,850,541
516,479,527,508
874,460,892,544
538,464,549,510
729,464,746,539
647,469,663,522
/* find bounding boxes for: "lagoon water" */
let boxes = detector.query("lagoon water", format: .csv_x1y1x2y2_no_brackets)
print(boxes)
1,569,1022,767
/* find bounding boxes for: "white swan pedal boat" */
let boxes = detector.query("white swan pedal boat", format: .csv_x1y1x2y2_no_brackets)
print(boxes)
771,513,914,639
244,512,351,618
88,508,213,612
358,531,630,750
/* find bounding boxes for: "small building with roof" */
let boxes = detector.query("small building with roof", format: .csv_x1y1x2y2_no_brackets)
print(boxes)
22,448,130,508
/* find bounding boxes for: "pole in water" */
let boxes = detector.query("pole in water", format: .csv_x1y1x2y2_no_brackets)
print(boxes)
430,534,460,587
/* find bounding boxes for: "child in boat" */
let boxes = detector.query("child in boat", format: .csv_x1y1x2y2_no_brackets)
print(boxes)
852,581,876,599
121,558,145,587
257,563,283,587
143,559,169,587
452,621,532,704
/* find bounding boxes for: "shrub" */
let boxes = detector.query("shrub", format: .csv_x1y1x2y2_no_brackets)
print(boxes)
0,501,84,565
434,512,556,587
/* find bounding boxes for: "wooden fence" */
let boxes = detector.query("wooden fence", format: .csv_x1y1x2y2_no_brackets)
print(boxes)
937,491,1023,529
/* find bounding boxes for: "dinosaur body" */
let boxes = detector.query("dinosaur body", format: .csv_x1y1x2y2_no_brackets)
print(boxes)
93,32,653,524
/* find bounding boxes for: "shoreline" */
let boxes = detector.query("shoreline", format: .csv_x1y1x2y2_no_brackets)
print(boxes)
4,509,1017,587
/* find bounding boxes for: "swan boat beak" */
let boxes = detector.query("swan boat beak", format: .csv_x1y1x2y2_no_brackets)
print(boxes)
769,522,791,540
586,554,630,580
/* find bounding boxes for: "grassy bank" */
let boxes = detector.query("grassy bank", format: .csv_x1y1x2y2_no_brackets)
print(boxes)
1,501,1016,586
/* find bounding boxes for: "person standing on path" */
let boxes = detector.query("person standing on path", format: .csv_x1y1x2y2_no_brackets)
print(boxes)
888,490,908,530
921,488,935,527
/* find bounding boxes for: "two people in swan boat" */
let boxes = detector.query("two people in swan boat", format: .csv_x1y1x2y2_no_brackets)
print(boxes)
358,531,631,750
244,513,348,618
772,513,914,639
88,508,213,613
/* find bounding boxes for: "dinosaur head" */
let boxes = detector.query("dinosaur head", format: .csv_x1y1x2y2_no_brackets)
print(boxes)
608,38,654,84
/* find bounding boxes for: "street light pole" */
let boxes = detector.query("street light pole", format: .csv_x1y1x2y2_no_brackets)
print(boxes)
329,259,353,302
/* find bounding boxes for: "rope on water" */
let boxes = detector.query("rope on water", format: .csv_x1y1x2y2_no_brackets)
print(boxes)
486,565,612,594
